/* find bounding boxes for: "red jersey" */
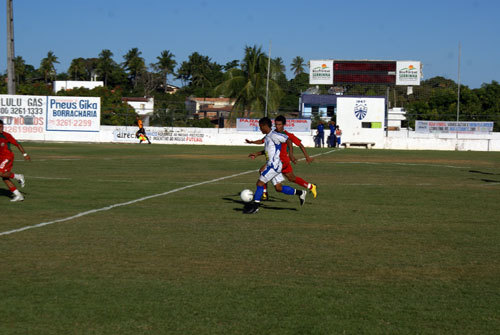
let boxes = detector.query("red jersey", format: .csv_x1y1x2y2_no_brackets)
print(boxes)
279,130,302,163
0,131,18,158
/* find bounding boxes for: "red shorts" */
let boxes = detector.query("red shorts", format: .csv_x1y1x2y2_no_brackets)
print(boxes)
0,156,13,174
281,160,293,174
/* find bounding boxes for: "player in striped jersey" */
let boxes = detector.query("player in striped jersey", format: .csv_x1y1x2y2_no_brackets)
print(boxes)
244,117,306,214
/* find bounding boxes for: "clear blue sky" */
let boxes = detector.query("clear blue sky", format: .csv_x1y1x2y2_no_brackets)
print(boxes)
1,0,499,88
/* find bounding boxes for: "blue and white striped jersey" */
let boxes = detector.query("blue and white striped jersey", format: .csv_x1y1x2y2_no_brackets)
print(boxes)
264,130,288,170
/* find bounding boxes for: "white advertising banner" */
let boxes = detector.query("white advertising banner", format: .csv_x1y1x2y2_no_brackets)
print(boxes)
46,96,100,132
416,121,494,134
396,61,421,86
309,60,334,85
0,95,46,139
237,118,311,132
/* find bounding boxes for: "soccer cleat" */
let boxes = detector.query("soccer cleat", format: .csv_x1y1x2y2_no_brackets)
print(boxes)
10,193,24,202
299,190,307,206
17,174,25,188
310,184,317,199
262,192,268,201
243,202,260,214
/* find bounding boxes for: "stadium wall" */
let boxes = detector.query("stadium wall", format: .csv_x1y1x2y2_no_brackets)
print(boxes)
7,125,500,151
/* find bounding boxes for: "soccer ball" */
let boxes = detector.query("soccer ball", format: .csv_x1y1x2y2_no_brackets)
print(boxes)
240,189,254,203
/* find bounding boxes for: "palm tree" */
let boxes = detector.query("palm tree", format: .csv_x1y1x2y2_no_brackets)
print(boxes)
273,57,286,73
122,48,146,88
68,58,87,80
155,50,177,90
216,45,283,117
97,49,115,86
13,56,26,84
39,51,59,83
290,56,306,76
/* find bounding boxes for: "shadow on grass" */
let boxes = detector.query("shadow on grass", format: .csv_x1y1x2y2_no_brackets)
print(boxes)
469,169,499,176
468,170,500,184
481,179,500,183
223,195,298,212
0,188,12,199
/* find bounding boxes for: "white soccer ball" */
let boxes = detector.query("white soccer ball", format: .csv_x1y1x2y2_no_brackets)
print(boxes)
240,189,254,203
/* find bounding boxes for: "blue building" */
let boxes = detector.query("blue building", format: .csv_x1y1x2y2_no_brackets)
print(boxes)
299,94,338,119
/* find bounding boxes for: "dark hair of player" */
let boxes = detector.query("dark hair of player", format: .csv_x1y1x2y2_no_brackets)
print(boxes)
275,115,286,125
259,117,272,128
0,119,3,125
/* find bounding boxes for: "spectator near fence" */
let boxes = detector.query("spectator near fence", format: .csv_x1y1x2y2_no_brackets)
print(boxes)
335,125,342,148
317,121,325,148
328,120,336,148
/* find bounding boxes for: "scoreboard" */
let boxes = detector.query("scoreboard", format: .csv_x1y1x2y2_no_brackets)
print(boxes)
333,61,396,85
309,60,421,86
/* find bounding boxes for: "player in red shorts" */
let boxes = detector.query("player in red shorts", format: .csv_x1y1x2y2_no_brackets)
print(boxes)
246,115,317,199
0,119,30,202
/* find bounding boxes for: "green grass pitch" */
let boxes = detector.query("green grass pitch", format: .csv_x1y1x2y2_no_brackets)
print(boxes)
1,142,499,334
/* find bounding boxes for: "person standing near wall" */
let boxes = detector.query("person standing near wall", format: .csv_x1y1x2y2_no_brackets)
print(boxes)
317,121,325,148
335,125,342,148
136,116,152,144
328,120,336,148
0,119,30,202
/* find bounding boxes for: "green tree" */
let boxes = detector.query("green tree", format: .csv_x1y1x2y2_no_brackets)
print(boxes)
68,58,87,80
154,50,177,91
39,51,59,83
122,48,146,88
223,60,239,71
97,49,116,86
176,52,223,96
290,56,306,76
13,56,26,84
215,45,283,117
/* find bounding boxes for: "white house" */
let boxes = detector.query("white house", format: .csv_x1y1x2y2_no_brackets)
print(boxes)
122,97,155,126
54,80,103,93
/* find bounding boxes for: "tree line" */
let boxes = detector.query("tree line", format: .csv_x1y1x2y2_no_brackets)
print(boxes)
1,45,499,130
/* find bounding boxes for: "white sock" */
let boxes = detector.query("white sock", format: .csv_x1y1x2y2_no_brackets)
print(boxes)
13,189,21,196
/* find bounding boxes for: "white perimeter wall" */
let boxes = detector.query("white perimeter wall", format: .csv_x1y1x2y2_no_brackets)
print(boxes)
10,125,500,152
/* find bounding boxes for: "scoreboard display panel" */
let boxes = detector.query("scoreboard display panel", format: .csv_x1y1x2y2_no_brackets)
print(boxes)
333,60,396,85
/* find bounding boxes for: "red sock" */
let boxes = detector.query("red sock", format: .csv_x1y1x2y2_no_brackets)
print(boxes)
9,186,16,192
9,173,15,179
263,183,267,193
294,177,310,189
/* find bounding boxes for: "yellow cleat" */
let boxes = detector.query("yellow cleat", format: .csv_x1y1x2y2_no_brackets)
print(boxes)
262,192,268,201
310,184,317,199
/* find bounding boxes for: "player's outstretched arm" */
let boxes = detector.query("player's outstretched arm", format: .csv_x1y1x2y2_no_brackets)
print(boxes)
245,137,265,145
249,150,265,160
299,143,314,163
15,142,31,161
287,138,297,164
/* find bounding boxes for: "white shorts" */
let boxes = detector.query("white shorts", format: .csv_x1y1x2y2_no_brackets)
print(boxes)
259,165,285,186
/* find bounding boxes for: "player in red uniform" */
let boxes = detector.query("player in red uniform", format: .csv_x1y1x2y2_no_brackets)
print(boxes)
0,119,30,202
246,115,317,199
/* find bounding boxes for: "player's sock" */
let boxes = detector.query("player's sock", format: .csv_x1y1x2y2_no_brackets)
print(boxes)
254,185,264,202
9,186,17,192
9,173,15,179
281,185,296,195
294,177,310,189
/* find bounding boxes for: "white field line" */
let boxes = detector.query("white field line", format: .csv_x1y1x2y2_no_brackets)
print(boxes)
29,176,72,180
333,161,469,169
0,149,337,237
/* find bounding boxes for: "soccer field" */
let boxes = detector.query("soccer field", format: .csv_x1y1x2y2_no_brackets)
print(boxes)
1,142,499,334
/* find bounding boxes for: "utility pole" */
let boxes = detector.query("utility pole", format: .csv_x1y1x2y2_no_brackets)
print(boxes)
456,42,461,122
265,41,271,117
6,0,16,94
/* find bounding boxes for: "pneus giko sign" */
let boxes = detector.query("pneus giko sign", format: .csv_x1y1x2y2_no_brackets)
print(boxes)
46,96,100,132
